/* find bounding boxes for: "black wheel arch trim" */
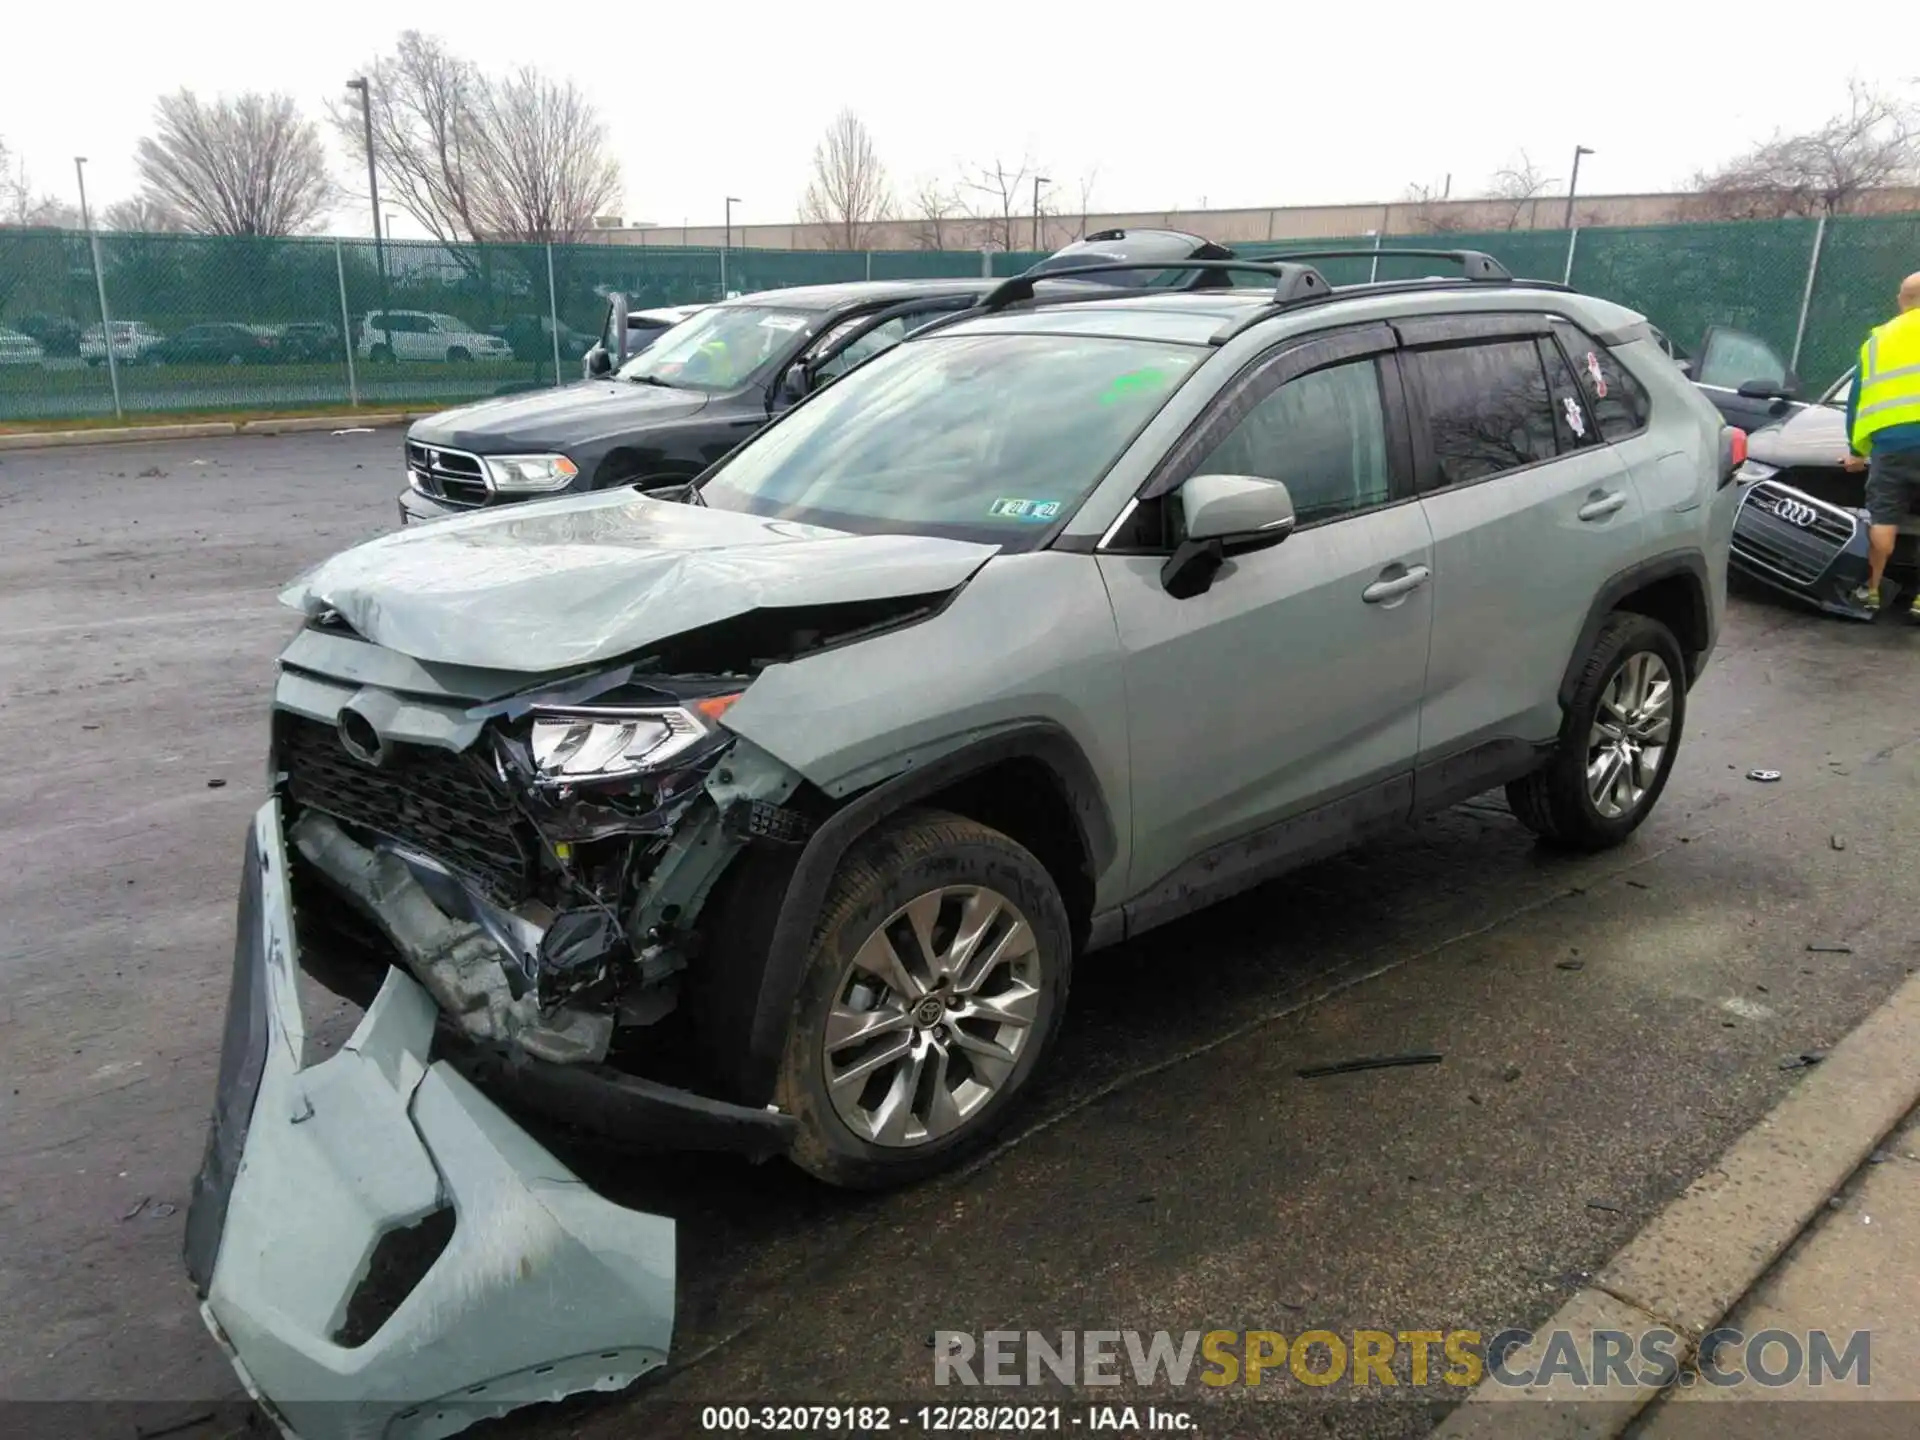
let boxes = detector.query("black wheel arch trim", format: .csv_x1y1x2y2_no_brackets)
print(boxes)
735,720,1116,1106
1557,550,1714,713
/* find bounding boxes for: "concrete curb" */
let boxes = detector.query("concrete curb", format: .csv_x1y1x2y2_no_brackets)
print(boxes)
0,412,420,451
1431,965,1920,1440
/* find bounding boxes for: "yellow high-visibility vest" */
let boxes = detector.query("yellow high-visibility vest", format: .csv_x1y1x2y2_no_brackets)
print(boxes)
1852,308,1920,452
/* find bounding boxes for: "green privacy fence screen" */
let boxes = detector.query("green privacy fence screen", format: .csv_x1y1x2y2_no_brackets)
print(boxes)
0,216,1914,424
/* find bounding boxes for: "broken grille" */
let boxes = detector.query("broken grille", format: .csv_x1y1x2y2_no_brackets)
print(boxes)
1732,481,1855,587
276,713,533,905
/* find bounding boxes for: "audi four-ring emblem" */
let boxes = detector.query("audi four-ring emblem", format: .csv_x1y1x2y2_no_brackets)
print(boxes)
1773,498,1818,529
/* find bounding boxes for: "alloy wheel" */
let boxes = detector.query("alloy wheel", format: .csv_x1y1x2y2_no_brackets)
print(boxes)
822,885,1042,1148
1586,650,1673,819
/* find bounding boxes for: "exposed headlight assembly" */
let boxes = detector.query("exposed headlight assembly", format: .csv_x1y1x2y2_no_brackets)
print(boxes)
529,695,740,785
1734,459,1778,484
483,453,580,493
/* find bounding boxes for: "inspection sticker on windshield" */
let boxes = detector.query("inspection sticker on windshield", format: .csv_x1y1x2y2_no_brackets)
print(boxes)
989,498,1061,521
758,314,806,331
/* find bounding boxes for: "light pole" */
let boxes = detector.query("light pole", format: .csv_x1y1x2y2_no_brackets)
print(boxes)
722,196,741,296
75,156,121,418
1563,145,1594,231
346,78,384,276
1032,175,1050,251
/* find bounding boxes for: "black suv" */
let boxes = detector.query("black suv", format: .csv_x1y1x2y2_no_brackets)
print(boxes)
398,278,994,523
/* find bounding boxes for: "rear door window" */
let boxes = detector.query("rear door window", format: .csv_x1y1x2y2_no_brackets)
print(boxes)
1408,339,1559,488
1697,327,1789,391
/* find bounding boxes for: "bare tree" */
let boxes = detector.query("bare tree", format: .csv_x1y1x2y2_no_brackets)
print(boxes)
0,137,76,227
962,155,1041,252
333,31,621,245
1485,151,1557,230
907,176,962,250
133,90,333,236
102,195,185,232
1066,168,1100,241
1692,81,1920,218
1400,180,1463,234
799,110,893,250
465,69,620,241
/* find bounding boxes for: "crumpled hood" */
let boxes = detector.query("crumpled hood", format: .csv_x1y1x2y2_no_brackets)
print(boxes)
407,381,711,450
281,489,1000,672
1748,401,1847,468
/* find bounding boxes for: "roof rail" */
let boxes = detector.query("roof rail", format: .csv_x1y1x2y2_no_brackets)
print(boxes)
1241,247,1512,282
977,259,1331,314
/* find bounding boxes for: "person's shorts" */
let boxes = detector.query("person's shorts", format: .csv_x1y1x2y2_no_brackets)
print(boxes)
1865,449,1920,526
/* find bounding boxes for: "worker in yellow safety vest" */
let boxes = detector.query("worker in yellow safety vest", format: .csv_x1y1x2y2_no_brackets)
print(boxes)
1843,271,1920,619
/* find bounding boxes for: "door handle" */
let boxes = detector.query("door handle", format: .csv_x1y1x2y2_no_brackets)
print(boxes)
1362,565,1431,604
1578,490,1628,522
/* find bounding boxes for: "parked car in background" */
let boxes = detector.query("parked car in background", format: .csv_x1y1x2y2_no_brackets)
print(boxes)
0,326,46,366
1728,368,1920,620
582,302,708,378
79,321,165,366
400,278,997,522
1648,324,1803,431
150,322,277,367
15,313,81,356
492,315,597,364
275,321,342,362
357,311,512,364
1022,227,1244,287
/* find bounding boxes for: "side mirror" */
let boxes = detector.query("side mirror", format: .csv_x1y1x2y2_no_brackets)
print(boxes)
608,293,630,365
1674,357,1694,378
1161,474,1296,599
584,344,613,378
777,365,811,406
1735,378,1793,401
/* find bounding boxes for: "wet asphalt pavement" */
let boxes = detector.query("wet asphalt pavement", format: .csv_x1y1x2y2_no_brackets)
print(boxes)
2,431,1918,1440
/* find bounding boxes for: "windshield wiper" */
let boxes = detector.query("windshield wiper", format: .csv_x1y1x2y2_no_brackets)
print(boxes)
626,373,678,388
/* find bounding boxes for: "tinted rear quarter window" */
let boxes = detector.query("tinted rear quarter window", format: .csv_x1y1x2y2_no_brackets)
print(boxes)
1409,339,1558,487
1553,320,1651,441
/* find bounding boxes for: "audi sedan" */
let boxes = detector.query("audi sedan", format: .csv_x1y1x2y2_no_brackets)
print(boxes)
1728,369,1920,619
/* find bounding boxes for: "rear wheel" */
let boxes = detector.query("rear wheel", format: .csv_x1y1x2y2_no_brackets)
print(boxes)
777,809,1072,1189
370,344,394,364
446,345,471,363
1507,612,1687,850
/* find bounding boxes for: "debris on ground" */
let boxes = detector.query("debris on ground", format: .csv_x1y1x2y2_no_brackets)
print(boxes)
1779,1049,1829,1071
1556,959,1586,971
1806,943,1853,954
1747,768,1782,783
1502,1063,1523,1083
1831,834,1848,851
136,466,166,478
1585,1199,1623,1213
1296,1052,1444,1079
205,778,227,789
1870,1150,1890,1165
1626,879,1650,890
122,1196,150,1221
332,427,376,435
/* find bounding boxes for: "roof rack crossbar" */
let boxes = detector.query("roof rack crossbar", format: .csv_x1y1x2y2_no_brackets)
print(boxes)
1204,275,1575,346
978,258,1331,313
1243,247,1512,282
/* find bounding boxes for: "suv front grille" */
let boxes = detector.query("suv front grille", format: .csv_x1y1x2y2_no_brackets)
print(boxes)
406,442,492,508
1731,480,1857,587
276,713,533,905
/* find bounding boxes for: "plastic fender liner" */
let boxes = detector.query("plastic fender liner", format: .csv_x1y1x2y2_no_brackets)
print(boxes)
185,799,676,1440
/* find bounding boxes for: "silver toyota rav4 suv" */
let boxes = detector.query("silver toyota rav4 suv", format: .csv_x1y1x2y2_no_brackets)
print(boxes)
186,252,1739,1424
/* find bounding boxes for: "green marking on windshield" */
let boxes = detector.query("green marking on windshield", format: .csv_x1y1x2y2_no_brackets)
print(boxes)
1099,366,1176,405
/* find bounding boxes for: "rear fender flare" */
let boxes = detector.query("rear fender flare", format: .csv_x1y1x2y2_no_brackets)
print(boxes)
1557,551,1713,714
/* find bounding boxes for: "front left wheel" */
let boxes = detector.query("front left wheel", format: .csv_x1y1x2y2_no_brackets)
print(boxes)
777,809,1073,1189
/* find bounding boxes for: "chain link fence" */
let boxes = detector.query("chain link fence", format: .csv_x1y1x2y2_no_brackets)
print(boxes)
1,217,1915,425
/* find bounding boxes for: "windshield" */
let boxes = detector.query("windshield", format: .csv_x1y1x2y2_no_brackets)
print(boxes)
617,304,813,391
696,332,1204,545
1821,370,1854,408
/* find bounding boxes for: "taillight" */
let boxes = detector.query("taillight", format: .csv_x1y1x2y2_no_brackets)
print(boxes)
1730,428,1748,467
1719,426,1747,487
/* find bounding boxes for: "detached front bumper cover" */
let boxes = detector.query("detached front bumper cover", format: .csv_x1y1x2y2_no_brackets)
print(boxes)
184,798,675,1440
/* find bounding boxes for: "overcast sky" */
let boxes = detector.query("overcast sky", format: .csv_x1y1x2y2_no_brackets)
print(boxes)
4,1,1909,239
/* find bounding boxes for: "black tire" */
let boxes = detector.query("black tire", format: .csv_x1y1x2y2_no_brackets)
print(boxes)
370,344,394,364
1507,612,1688,851
776,808,1073,1189
446,345,471,363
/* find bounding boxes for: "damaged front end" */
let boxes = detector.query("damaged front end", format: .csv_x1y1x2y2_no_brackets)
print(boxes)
183,799,677,1440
